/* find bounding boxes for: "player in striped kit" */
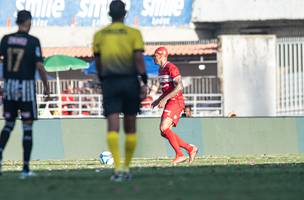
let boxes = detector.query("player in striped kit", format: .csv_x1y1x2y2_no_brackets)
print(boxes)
152,47,198,164
0,10,50,178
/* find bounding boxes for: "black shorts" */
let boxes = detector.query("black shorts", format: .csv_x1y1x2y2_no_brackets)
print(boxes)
3,100,38,121
101,76,140,117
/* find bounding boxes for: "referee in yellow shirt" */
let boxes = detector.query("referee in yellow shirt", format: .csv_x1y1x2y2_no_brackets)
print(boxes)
93,0,148,182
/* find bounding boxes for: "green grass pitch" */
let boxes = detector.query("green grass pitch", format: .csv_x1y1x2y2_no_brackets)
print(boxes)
1,155,304,200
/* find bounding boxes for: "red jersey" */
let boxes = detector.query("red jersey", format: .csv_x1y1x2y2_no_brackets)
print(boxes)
158,62,184,102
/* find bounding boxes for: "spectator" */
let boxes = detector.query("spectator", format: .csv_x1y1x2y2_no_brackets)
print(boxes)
182,105,193,117
227,112,237,117
48,96,59,116
61,84,75,115
81,87,94,116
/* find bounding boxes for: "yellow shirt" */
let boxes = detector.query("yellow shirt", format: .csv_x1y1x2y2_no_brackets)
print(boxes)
93,22,144,77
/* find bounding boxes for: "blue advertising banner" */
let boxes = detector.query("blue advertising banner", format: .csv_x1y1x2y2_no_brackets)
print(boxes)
0,0,192,27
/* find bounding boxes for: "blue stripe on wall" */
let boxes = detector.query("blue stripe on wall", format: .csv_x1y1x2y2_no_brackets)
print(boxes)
296,118,304,153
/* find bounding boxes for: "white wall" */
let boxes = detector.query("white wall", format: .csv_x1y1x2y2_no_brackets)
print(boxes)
0,26,199,47
193,0,304,22
218,35,276,116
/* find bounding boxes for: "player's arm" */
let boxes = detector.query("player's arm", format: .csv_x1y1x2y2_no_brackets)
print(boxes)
36,62,50,97
0,37,5,96
0,36,6,58
133,30,148,100
93,32,103,81
134,51,146,76
134,51,148,100
94,53,103,80
165,75,183,100
157,76,183,108
34,39,50,97
151,93,166,108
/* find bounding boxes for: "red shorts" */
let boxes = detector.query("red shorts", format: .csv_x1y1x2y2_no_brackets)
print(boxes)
161,100,185,127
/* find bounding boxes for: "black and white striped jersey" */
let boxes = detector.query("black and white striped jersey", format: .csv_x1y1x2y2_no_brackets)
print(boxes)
0,31,43,102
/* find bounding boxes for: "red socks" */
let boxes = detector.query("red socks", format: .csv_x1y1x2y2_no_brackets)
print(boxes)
162,128,183,156
162,129,193,156
174,132,193,153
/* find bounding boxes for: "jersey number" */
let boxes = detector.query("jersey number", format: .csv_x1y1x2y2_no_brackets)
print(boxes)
7,48,25,72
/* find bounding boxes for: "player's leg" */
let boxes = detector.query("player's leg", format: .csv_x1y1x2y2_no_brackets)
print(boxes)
164,129,193,152
123,115,136,173
19,101,37,177
106,113,121,173
0,120,16,160
0,120,16,175
0,101,17,175
160,102,186,162
169,104,198,163
171,132,198,163
121,77,140,180
107,113,128,182
160,118,186,164
161,126,198,163
21,120,34,174
102,79,123,176
122,115,136,181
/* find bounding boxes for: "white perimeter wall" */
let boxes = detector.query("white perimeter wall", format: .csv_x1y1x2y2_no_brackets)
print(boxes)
218,35,276,116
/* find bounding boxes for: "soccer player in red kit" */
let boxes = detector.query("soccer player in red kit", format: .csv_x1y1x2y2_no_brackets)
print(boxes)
151,47,198,164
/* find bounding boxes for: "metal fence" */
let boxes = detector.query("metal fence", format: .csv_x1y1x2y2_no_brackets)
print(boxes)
36,93,224,118
277,38,304,115
35,76,220,95
36,79,90,94
0,76,222,118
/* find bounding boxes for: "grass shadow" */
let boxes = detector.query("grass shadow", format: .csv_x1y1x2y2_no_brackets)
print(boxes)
1,161,304,200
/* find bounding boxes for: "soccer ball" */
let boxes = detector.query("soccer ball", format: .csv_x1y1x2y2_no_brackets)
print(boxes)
99,151,114,165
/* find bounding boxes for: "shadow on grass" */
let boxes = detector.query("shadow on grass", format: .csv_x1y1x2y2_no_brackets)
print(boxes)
1,162,304,200
2,161,304,177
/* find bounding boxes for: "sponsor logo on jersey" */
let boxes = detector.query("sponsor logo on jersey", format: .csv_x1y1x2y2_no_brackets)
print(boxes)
35,47,41,57
8,36,28,46
159,75,173,83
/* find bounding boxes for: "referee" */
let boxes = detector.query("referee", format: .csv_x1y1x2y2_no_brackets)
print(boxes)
0,10,50,178
93,0,147,182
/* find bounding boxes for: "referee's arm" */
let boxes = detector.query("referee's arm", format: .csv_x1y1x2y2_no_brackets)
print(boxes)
133,30,147,85
34,39,50,97
0,36,5,57
94,53,103,81
134,50,146,77
36,62,50,96
134,50,148,100
93,33,103,81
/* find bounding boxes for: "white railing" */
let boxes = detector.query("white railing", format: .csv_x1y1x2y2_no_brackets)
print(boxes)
276,38,304,116
37,93,224,118
184,93,223,116
37,94,102,118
